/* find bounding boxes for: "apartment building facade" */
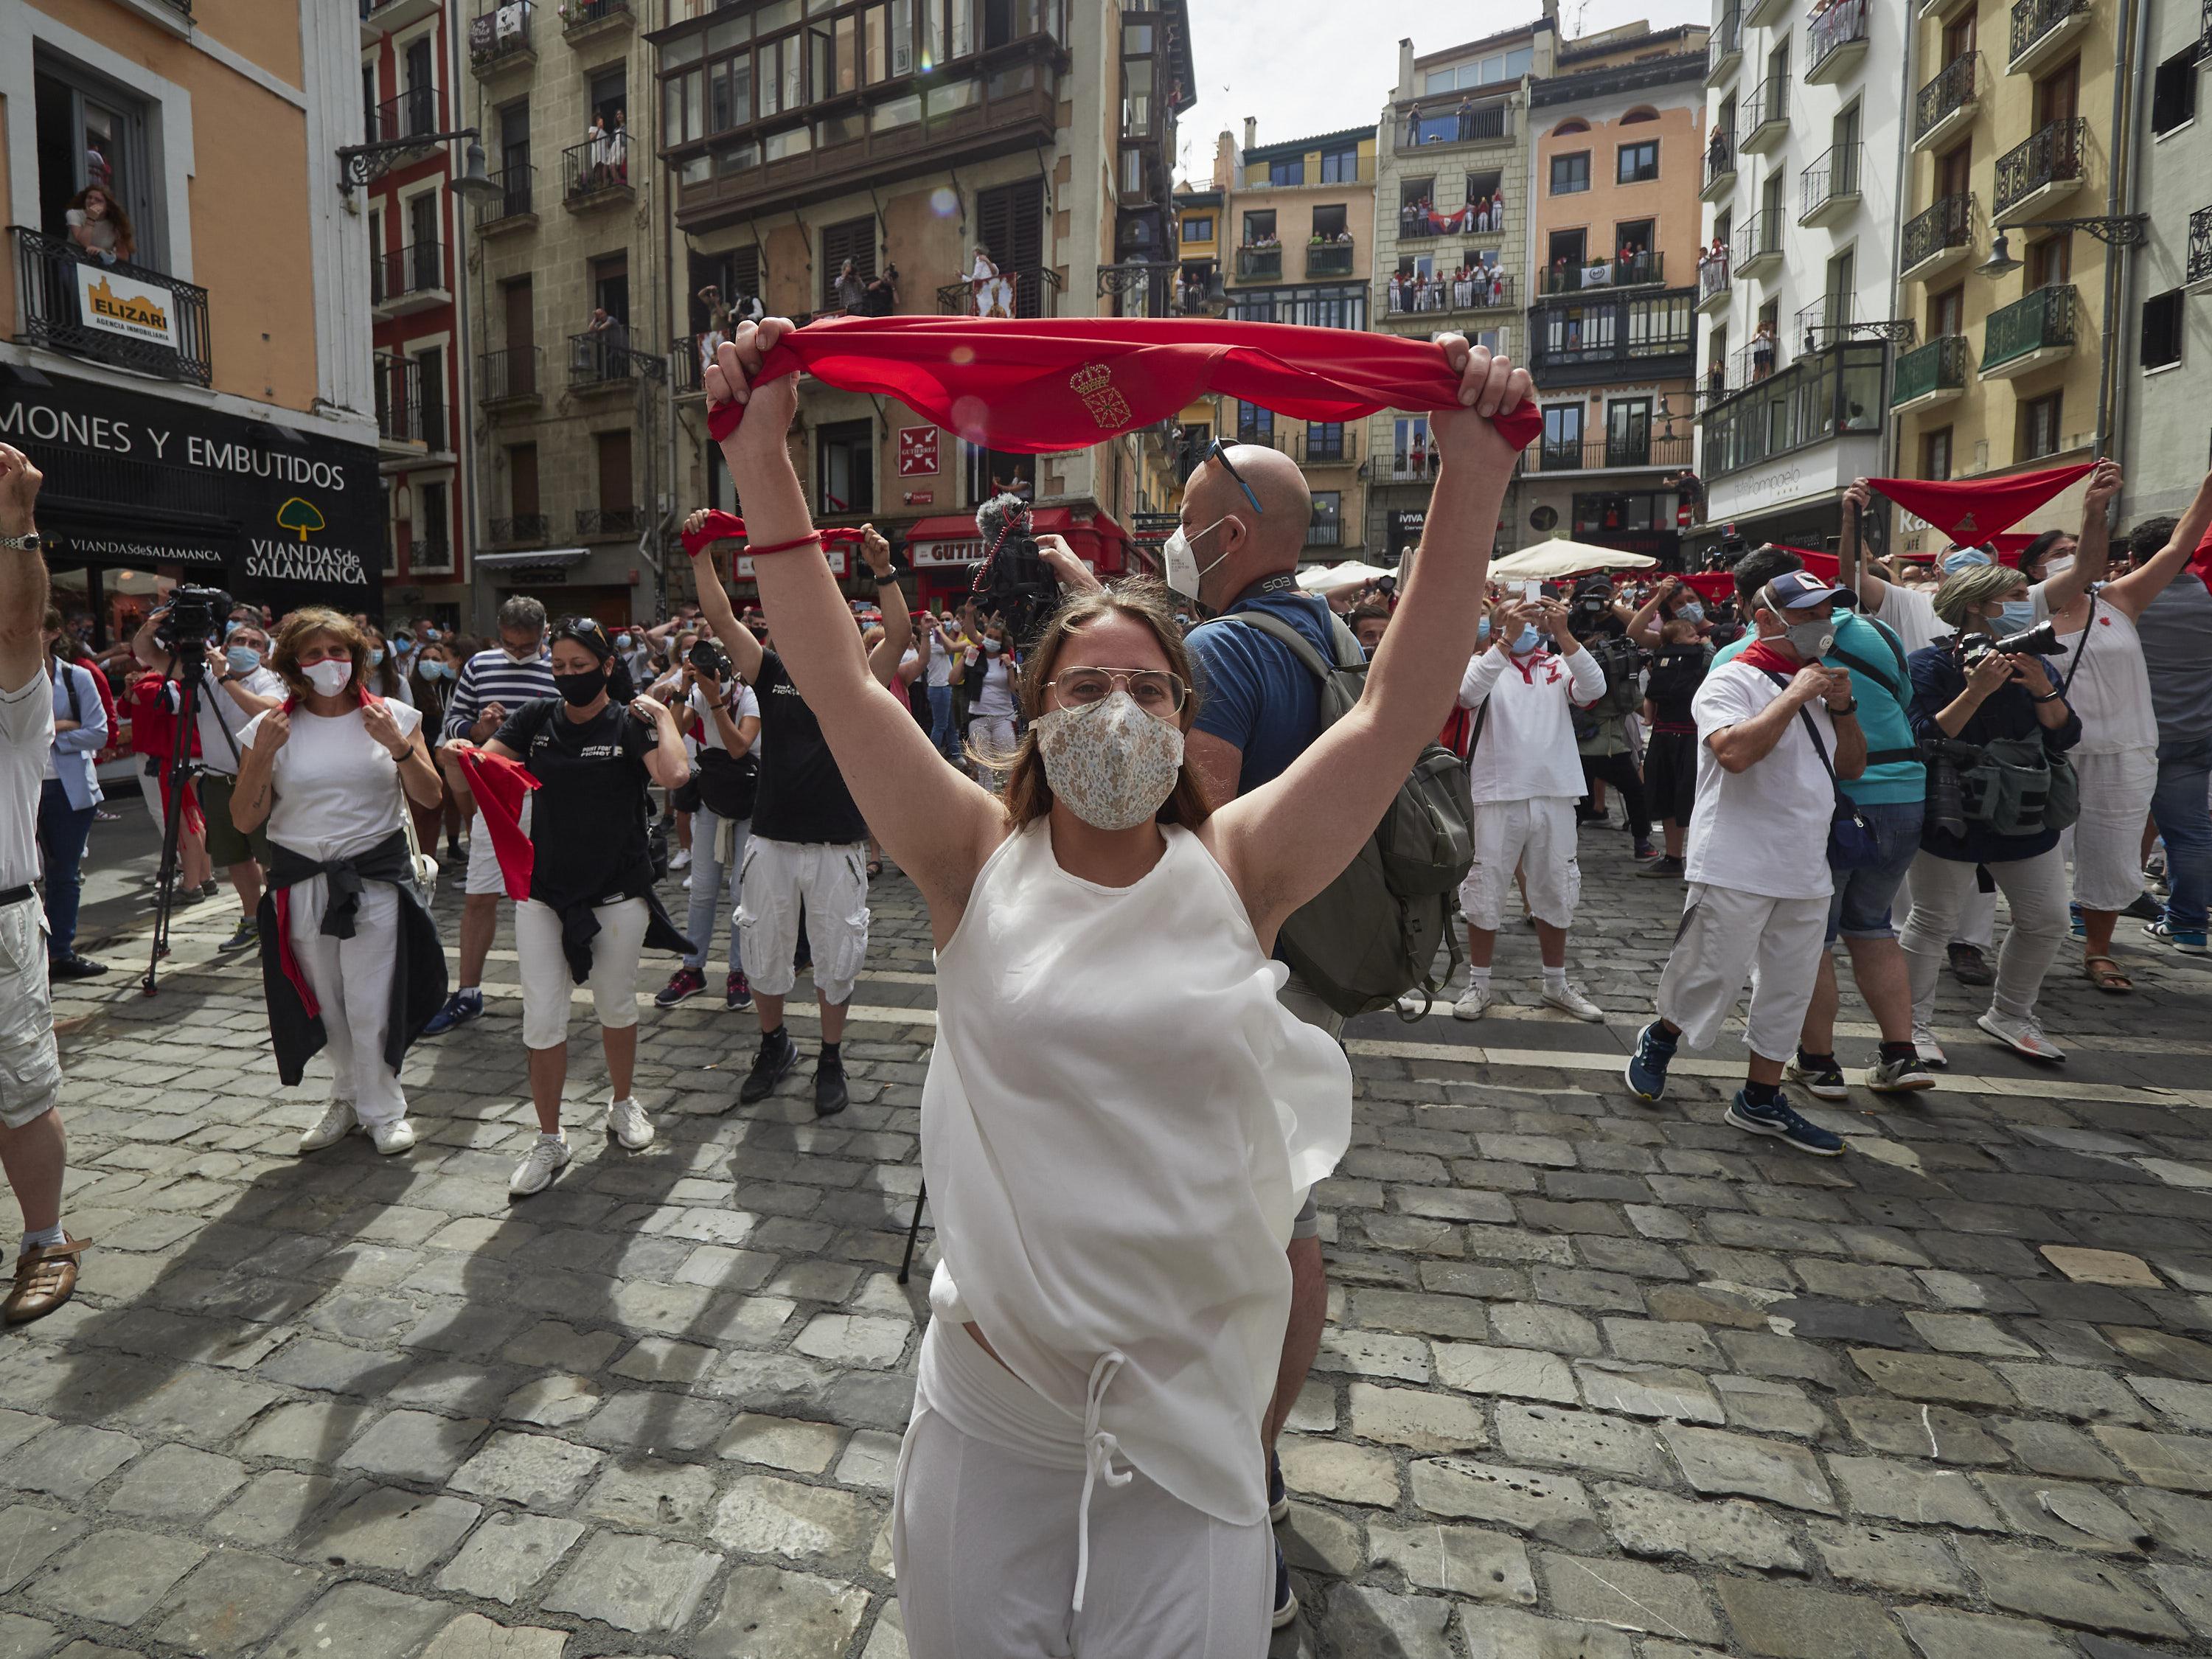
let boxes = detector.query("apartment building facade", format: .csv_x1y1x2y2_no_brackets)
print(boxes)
1693,0,1907,559
649,0,1193,612
1520,25,1707,564
2108,0,2207,529
457,0,669,627
1888,0,2126,552
1368,21,1554,560
1,0,380,637
364,0,472,623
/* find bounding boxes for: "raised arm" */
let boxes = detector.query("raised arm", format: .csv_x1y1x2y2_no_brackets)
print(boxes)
1625,578,1673,647
2040,460,2124,613
1208,338,1528,941
858,526,915,688
0,448,46,694
706,324,1004,917
2101,465,2212,620
683,512,767,687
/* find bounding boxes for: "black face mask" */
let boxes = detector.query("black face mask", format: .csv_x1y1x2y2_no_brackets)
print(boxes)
554,667,609,706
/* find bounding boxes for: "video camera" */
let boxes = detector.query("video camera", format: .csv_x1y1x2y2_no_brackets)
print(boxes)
159,585,236,653
689,637,733,679
974,492,1058,649
1958,619,2062,672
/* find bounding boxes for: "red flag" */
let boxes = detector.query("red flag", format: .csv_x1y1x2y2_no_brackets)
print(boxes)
704,316,1544,455
453,749,540,902
1866,464,2093,546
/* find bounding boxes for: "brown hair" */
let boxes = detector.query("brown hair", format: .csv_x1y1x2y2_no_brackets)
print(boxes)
994,581,1213,831
271,607,368,700
362,623,406,698
68,186,135,260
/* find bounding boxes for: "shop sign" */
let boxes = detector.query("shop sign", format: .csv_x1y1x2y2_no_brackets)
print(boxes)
908,538,986,567
897,427,940,476
75,265,178,349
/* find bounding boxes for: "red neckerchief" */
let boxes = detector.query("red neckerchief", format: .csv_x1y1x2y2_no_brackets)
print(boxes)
1734,640,1801,678
1503,648,1565,686
705,316,1545,454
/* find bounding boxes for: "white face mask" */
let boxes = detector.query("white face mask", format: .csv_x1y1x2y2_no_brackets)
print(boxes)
1161,515,1237,605
1034,689,1186,832
504,641,541,664
2044,554,2076,579
303,659,354,697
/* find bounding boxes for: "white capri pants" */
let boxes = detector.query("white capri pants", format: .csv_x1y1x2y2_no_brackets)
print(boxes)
465,800,532,897
737,837,869,1004
1901,846,2069,1024
286,876,406,1128
514,895,648,1050
1458,796,1581,931
1656,883,1831,1062
894,1322,1270,1659
2062,746,2158,911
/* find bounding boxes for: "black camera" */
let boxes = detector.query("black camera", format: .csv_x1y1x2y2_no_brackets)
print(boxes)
1920,736,1984,838
161,584,234,651
1961,619,2061,670
689,638,731,678
975,492,1057,649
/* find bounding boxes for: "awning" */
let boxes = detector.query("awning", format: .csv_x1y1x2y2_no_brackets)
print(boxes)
476,547,590,568
903,507,1130,573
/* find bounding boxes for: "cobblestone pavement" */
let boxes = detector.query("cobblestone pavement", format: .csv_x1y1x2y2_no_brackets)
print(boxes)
7,816,2212,1659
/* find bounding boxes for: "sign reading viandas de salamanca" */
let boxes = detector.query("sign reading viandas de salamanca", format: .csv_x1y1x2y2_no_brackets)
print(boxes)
246,539,366,585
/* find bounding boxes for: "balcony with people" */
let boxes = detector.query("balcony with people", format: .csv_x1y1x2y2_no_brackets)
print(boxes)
1387,263,1513,317
1541,249,1665,296
936,265,1062,317
563,124,633,208
568,318,663,392
1396,94,1515,155
2191,205,2212,293
1806,0,1871,84
1703,128,1738,202
1397,185,1507,243
1697,241,1732,312
7,226,213,388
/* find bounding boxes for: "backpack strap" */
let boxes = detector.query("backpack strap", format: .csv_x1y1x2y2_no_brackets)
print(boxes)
1466,698,1490,759
2059,594,2098,698
57,659,82,726
1212,608,1352,684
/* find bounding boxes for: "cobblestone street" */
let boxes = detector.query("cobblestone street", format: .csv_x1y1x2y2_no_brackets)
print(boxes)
7,817,2212,1659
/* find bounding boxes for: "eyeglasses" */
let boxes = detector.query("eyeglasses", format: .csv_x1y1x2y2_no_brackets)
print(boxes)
1046,667,1188,714
1206,437,1265,517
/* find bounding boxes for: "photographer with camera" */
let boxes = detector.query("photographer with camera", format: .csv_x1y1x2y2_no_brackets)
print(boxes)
1899,566,2082,1060
956,614,1019,788
2028,466,2212,984
131,596,283,952
1570,578,1656,861
655,631,762,1012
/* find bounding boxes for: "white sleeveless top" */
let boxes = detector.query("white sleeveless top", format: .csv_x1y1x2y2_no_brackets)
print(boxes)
2047,597,2157,754
923,819,1352,1528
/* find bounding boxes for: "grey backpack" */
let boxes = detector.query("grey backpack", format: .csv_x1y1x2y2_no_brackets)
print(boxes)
1217,611,1474,1018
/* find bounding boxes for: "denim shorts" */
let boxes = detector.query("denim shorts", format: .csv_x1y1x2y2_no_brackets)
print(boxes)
1827,799,1927,944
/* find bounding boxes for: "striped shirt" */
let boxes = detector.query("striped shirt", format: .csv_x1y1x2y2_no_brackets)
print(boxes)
442,647,556,742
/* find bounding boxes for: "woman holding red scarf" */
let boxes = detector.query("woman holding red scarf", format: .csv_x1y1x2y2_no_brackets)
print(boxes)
699,318,1528,1657
232,610,447,1155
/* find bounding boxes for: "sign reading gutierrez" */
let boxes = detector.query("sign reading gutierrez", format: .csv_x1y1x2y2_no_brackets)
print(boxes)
75,265,179,349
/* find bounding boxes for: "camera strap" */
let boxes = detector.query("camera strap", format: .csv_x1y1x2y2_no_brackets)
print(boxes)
2059,594,2098,698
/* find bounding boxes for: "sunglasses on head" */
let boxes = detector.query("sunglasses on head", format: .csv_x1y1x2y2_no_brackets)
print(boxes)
1207,437,1265,518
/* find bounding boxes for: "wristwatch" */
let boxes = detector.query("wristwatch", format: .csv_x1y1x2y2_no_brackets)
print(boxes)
1829,699,1858,717
0,532,41,553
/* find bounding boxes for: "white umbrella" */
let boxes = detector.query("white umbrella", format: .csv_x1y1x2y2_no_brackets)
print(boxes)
1489,539,1657,580
1296,559,1394,592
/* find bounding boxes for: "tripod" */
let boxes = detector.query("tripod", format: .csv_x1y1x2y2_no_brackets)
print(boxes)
142,653,220,995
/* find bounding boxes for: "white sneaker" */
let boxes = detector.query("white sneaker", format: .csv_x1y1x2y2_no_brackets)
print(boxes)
1453,981,1493,1021
607,1096,654,1150
1542,981,1604,1023
366,1119,416,1155
1911,1024,1947,1068
509,1134,571,1197
1395,990,1428,1017
298,1100,355,1153
669,847,692,871
1977,1008,2065,1062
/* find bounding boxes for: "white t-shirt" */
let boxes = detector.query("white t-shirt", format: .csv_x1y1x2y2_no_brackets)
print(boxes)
1869,581,1952,654
1457,644,1608,804
240,700,424,861
1685,658,1838,901
2033,588,2157,754
925,636,956,689
0,669,55,889
969,653,1017,719
198,664,285,777
688,681,761,754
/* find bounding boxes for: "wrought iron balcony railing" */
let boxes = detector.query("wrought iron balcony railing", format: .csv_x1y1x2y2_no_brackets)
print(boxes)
562,134,632,202
1915,54,1977,143
374,352,423,445
1710,7,1742,75
1902,192,1975,274
1809,0,1871,78
1982,283,2076,371
1893,334,1970,404
1801,143,1862,220
367,86,439,146
567,332,664,389
489,514,551,544
8,228,212,386
479,345,542,403
1698,251,1731,304
563,0,632,35
933,265,1062,318
2190,206,2212,288
577,506,649,538
1994,118,2085,218
469,5,533,66
2010,0,2090,67
370,240,446,307
478,164,535,226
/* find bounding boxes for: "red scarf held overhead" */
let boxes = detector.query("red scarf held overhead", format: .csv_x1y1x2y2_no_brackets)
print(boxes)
453,749,540,902
678,515,866,557
1866,464,2094,546
702,316,1544,456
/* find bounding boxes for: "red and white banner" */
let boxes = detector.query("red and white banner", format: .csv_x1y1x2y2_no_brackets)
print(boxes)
897,426,940,476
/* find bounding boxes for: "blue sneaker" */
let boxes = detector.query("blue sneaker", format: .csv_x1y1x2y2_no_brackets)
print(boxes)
1267,1450,1289,1523
1624,1022,1676,1102
2069,904,2086,939
2145,917,2211,955
1272,1539,1298,1630
1725,1090,1845,1156
421,989,484,1037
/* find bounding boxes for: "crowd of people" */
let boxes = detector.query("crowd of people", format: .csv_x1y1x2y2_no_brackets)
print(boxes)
1387,259,1509,315
4,301,2211,1653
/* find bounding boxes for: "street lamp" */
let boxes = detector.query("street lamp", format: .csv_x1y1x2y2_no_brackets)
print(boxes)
1974,214,2149,282
337,130,504,204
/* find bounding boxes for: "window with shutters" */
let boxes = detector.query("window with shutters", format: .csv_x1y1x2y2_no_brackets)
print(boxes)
819,216,876,307
2142,290,2183,372
2152,49,2197,136
974,178,1046,316
2017,392,2062,462
815,418,874,515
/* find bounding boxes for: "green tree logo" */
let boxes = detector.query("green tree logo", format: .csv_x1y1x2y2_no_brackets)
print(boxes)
276,498,326,543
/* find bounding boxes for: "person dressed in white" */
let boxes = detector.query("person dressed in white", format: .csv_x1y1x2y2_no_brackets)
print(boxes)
232,611,446,1155
1447,592,1607,1022
2034,463,2212,992
969,246,1014,318
1625,571,1865,1156
455,619,692,1195
654,637,762,1012
699,319,1526,1656
959,618,1018,787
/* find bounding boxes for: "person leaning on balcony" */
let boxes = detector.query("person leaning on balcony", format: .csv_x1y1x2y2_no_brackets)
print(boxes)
585,112,610,184
1751,321,1777,380
64,186,133,266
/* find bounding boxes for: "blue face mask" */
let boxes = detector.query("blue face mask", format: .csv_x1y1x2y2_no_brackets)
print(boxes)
224,644,262,675
1510,625,1542,655
1677,601,1705,624
616,634,633,650
1989,599,2036,636
1476,617,1491,644
1941,546,1993,575
369,648,385,667
422,659,453,680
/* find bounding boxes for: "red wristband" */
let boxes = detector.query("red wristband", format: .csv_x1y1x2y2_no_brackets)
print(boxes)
745,532,823,558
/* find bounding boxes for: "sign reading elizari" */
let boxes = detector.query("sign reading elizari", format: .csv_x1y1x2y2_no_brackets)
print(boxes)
75,266,178,349
0,369,380,603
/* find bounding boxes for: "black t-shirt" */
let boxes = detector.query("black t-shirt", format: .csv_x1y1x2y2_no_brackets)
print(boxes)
1646,641,1713,728
493,698,658,905
751,650,867,845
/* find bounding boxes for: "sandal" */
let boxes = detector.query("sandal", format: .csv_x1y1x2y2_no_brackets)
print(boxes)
866,860,883,881
2084,955,2134,994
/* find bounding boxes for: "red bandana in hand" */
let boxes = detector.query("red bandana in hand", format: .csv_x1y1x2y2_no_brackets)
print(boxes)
1867,464,2094,546
453,749,541,902
703,316,1543,455
679,515,866,558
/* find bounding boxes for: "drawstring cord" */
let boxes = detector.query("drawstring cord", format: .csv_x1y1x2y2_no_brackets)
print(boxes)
1071,1349,1130,1615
